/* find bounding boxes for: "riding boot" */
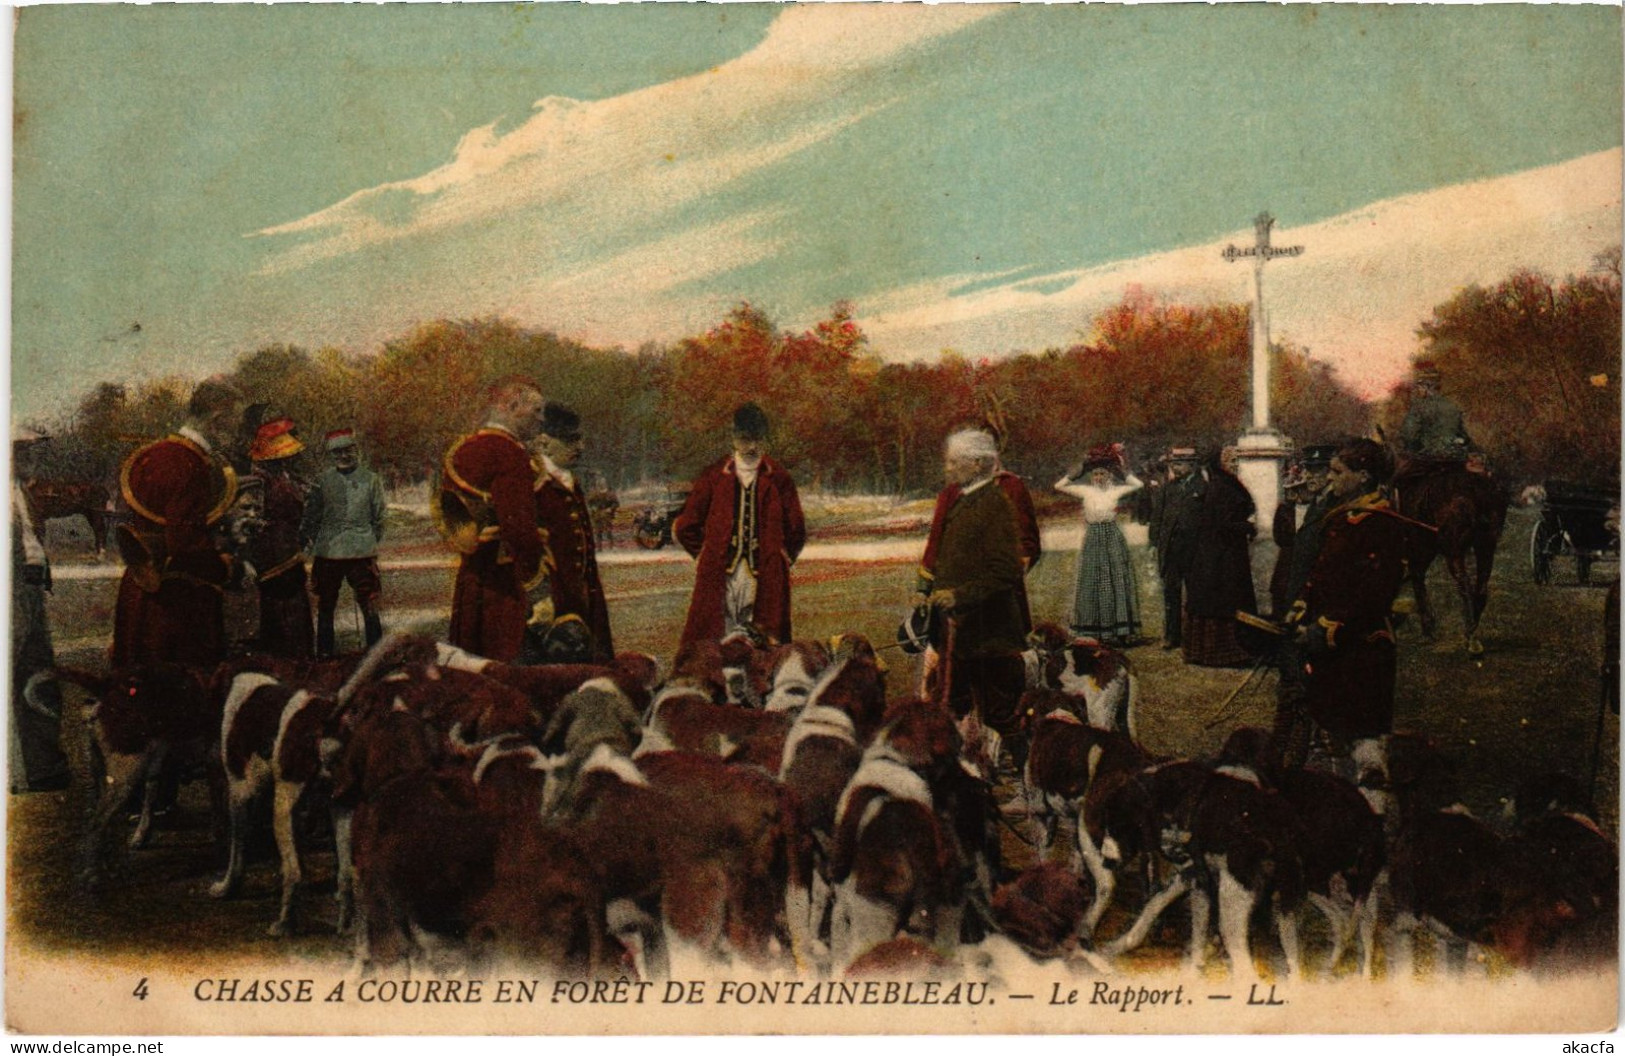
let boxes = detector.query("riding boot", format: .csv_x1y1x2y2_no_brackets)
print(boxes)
362,608,383,648
316,612,336,659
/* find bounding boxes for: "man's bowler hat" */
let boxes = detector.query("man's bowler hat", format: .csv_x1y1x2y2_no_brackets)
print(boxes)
732,402,770,440
540,402,583,443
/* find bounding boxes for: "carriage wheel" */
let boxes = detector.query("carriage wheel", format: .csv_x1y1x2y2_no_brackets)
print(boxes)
1530,519,1558,585
634,523,665,550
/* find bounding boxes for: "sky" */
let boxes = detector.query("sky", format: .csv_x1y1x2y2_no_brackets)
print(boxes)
11,3,1622,423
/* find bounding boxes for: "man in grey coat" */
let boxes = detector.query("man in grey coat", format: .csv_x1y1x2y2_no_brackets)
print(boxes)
300,428,386,656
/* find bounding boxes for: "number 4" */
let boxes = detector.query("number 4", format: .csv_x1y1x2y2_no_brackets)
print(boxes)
133,978,149,1001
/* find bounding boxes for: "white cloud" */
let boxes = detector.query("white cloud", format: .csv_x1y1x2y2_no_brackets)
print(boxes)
250,5,1000,275
501,210,789,343
860,149,1623,395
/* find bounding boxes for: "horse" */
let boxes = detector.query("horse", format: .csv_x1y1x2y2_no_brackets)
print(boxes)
23,478,111,559
1391,459,1508,657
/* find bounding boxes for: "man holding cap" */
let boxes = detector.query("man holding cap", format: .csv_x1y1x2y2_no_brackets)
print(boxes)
531,402,614,663
673,402,805,646
300,427,386,656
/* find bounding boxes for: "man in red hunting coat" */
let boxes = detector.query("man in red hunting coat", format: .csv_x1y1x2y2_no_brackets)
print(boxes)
916,441,1041,633
1275,438,1414,763
673,402,806,647
112,377,245,668
531,402,614,663
443,376,547,663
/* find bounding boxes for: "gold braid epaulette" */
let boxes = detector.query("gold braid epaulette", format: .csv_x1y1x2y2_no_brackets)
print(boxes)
442,428,526,501
119,434,238,527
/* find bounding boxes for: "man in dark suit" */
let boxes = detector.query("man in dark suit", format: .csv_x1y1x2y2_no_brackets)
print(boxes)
1269,443,1337,616
1148,447,1201,649
674,403,805,646
531,402,613,663
916,428,1028,765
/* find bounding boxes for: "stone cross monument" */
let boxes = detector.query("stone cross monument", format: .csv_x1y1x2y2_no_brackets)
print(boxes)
1222,211,1303,614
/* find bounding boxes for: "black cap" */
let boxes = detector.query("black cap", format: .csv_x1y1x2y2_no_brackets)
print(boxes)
732,402,770,440
1298,444,1339,470
540,402,583,443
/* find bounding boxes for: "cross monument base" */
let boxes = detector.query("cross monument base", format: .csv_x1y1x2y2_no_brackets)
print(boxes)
1233,427,1293,617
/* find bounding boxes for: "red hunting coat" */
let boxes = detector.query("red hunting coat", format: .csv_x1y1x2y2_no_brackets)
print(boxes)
112,433,234,668
1294,491,1413,745
534,469,614,663
673,456,805,646
445,428,545,663
919,470,1041,632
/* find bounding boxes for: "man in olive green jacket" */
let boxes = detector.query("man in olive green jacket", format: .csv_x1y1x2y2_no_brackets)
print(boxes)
915,428,1028,767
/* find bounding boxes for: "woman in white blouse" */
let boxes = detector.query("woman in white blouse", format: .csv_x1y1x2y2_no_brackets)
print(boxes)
1055,449,1144,645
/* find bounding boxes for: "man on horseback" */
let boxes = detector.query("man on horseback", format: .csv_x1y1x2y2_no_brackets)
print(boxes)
1390,360,1508,655
1397,360,1473,471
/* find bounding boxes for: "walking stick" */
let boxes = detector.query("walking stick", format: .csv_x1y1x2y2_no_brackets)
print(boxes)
1203,656,1273,730
1203,610,1287,730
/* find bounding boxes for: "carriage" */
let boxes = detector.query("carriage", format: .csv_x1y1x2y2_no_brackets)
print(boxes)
631,487,690,550
1529,479,1620,586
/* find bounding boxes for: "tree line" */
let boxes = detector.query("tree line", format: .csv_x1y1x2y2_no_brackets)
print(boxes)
36,249,1620,495
1381,247,1621,485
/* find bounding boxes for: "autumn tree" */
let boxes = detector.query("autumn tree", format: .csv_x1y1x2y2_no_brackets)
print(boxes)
655,302,884,485
1271,343,1370,448
1405,250,1621,482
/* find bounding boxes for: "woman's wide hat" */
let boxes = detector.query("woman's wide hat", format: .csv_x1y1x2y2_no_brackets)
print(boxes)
249,418,303,462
